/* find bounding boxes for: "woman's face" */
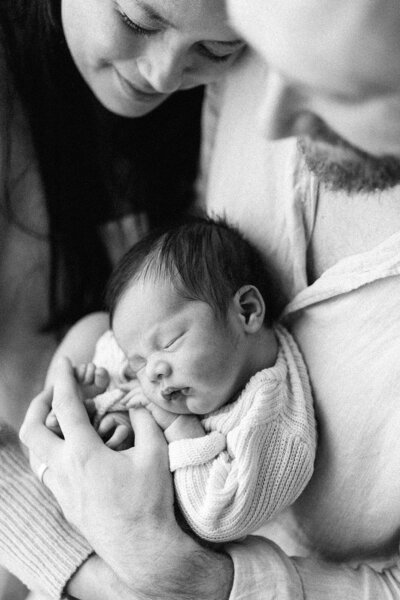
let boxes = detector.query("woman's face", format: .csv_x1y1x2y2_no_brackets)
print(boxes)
61,0,244,117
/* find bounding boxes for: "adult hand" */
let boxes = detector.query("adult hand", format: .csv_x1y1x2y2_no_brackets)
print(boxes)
20,358,233,600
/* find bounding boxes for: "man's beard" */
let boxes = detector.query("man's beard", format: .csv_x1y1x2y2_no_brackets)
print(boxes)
295,114,400,194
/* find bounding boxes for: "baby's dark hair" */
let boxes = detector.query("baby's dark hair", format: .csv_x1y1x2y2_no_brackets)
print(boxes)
107,216,280,327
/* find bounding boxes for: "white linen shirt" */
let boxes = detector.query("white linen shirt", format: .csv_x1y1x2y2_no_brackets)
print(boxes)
202,49,400,599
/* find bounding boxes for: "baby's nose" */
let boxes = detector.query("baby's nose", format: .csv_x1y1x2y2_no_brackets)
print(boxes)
147,359,172,383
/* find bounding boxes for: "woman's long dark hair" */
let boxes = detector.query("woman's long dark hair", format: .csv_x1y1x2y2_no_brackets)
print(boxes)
0,0,203,332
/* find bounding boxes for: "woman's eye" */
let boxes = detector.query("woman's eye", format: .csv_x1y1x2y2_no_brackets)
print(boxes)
197,45,235,63
116,6,156,36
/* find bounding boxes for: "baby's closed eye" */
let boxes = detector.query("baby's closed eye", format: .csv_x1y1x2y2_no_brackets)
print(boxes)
164,331,185,350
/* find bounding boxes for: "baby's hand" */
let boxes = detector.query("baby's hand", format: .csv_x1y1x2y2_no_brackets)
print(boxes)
45,362,110,435
97,411,135,450
145,404,205,442
74,362,110,398
118,380,150,409
145,402,179,431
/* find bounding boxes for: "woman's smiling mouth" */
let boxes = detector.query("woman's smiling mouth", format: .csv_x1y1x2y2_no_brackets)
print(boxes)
114,68,165,101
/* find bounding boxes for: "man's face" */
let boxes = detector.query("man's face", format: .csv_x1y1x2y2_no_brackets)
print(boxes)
228,0,400,193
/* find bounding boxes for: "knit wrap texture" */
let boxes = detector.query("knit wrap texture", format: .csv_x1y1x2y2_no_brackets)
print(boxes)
0,425,92,598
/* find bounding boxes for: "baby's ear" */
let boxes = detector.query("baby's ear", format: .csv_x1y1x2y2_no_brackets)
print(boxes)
234,285,265,333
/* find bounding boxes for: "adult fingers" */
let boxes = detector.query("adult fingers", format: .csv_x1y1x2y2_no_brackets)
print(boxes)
51,357,99,444
129,408,168,458
19,388,62,464
128,409,173,504
29,452,52,488
29,451,44,478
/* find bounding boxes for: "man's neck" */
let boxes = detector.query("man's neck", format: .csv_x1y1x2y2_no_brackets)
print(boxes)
307,182,400,282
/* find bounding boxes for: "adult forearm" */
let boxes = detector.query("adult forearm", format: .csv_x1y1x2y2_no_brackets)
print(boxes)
124,539,233,600
164,546,233,600
66,555,138,600
68,539,233,600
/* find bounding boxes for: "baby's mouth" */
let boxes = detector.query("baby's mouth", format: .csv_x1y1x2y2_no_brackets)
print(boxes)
161,387,190,402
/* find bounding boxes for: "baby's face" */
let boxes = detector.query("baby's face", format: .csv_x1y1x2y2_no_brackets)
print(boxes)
112,277,253,415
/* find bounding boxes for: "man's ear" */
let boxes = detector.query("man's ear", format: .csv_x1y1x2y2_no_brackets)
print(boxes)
233,285,266,333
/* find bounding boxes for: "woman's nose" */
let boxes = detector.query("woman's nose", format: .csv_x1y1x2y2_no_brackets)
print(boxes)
259,70,309,140
146,358,172,383
137,42,183,94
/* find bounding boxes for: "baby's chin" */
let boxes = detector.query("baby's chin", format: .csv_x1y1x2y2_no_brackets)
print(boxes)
152,390,231,416
185,395,232,416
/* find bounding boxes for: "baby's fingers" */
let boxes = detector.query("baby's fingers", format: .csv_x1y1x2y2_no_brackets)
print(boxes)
97,413,117,437
74,362,95,385
45,410,63,436
105,424,132,450
120,387,149,408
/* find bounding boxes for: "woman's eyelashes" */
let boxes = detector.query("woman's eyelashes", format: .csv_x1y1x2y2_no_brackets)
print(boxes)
115,5,237,63
197,44,236,63
115,4,156,36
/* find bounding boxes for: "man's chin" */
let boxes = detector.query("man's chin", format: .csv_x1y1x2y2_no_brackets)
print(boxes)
298,136,400,194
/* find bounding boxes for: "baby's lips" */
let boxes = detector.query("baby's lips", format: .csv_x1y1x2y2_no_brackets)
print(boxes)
161,386,179,400
161,387,191,402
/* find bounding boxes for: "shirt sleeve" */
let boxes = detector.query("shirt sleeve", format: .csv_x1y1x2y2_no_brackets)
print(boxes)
0,424,92,599
226,536,400,599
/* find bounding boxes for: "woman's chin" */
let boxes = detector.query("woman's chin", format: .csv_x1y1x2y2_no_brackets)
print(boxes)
93,87,168,118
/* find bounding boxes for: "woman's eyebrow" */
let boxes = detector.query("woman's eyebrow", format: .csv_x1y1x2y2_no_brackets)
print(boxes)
132,0,172,26
130,0,244,46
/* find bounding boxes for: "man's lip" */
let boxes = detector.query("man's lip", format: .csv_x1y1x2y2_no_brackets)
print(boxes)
294,112,353,150
115,69,163,98
294,112,371,160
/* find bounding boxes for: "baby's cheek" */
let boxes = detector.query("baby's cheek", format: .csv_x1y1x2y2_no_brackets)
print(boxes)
189,353,215,379
190,353,227,387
